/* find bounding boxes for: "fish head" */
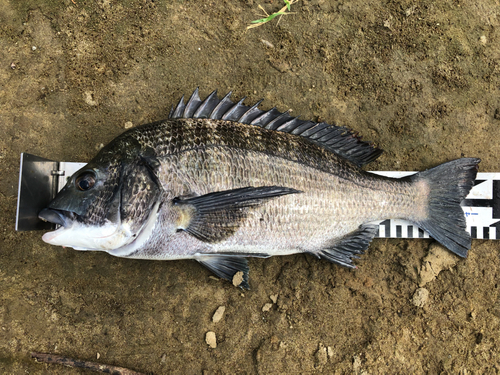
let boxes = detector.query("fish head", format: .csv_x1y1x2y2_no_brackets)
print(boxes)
39,135,162,252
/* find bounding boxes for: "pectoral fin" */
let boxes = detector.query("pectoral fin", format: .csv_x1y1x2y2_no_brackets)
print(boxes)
173,186,301,243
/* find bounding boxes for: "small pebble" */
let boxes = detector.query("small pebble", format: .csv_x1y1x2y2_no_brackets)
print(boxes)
96,352,100,359
270,294,278,303
232,271,244,287
32,46,37,51
315,343,328,366
353,354,362,371
206,331,217,348
84,91,98,106
262,303,273,312
212,306,225,323
327,346,334,358
124,121,133,129
260,39,274,48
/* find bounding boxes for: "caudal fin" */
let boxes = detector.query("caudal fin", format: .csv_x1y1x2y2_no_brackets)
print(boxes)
409,158,480,258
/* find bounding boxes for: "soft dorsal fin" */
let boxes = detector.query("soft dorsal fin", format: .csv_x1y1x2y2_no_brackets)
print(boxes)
169,89,383,167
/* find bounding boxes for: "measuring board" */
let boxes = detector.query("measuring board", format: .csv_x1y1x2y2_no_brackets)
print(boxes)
15,153,500,239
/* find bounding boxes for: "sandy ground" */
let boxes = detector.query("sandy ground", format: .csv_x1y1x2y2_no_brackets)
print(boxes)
1,0,500,373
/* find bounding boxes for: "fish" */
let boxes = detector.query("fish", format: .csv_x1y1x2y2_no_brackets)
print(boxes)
38,89,480,288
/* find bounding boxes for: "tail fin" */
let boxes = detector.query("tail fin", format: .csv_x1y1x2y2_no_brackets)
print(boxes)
408,158,480,258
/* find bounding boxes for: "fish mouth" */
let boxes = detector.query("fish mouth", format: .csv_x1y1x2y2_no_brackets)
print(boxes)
39,207,136,251
38,208,75,228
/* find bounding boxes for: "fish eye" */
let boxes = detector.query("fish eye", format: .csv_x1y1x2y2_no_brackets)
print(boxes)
75,171,96,191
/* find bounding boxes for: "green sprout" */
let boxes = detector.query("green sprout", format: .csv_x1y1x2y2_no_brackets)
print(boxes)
247,0,299,30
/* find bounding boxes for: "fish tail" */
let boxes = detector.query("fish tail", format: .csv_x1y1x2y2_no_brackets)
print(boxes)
408,158,480,257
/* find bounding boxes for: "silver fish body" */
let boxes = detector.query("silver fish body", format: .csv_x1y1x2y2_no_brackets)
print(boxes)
39,90,479,288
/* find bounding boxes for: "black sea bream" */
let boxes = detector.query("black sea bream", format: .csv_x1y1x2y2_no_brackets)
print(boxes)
39,89,479,288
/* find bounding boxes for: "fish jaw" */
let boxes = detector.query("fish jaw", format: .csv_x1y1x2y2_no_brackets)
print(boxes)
41,220,135,251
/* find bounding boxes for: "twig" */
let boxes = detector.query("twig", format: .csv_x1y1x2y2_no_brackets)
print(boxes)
31,352,146,375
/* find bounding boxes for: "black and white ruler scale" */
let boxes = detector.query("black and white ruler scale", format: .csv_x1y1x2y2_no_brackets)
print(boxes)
15,153,500,240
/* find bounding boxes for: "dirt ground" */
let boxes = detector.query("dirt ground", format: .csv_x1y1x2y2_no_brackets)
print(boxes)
1,0,500,373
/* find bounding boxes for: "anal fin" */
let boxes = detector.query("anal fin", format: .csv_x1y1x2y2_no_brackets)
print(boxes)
316,224,379,268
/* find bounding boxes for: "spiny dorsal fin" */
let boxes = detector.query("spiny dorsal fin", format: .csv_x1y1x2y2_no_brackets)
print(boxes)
169,89,383,166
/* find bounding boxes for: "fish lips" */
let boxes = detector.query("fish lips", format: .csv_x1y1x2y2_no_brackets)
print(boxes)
38,208,75,228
